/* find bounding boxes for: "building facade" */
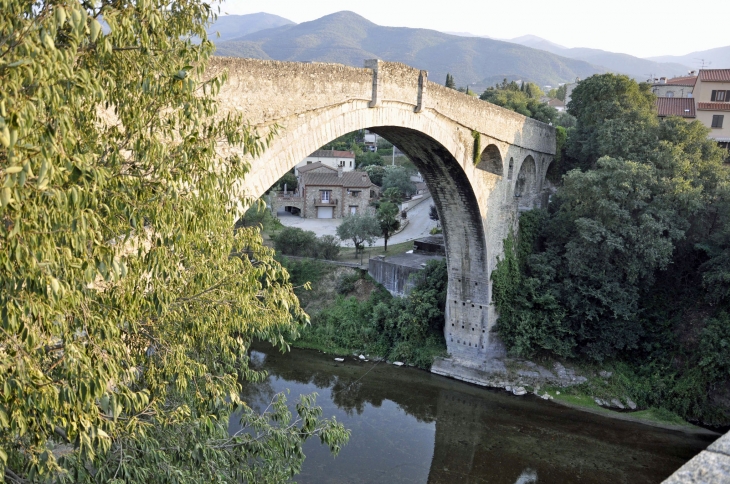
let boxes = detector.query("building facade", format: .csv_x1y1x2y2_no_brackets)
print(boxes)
651,74,697,98
654,69,730,148
293,149,356,176
272,168,378,219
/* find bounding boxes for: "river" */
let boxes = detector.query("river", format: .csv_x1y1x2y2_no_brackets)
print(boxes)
233,345,715,483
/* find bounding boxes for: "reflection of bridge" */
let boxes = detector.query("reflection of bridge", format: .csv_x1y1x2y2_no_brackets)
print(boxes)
209,57,555,363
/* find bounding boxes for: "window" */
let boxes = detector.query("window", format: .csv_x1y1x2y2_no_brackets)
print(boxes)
350,190,361,198
711,90,730,102
666,91,674,98
350,161,353,167
320,190,331,202
306,161,312,164
712,115,724,128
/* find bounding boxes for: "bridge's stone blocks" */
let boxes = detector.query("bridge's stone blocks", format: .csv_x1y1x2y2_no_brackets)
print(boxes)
208,57,556,364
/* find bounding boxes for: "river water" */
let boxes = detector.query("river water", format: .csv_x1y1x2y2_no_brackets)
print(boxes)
236,346,715,484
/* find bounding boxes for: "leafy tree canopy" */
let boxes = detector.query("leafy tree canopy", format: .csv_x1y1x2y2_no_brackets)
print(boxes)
381,166,416,198
336,212,380,255
376,202,401,251
0,1,347,481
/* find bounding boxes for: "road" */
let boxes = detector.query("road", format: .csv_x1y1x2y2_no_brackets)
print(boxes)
276,196,437,248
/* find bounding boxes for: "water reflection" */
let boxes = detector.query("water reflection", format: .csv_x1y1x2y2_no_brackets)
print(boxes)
240,346,715,484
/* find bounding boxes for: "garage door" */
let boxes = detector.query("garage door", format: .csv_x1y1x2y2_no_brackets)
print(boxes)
317,207,334,219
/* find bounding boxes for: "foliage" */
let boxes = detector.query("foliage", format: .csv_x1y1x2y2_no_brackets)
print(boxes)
271,171,298,192
323,130,363,152
355,151,383,169
492,72,730,424
336,212,380,255
445,73,455,89
547,84,567,101
480,84,558,124
271,227,340,260
429,205,440,222
236,201,282,232
566,73,656,169
364,165,386,186
0,2,350,480
380,187,403,205
376,202,401,251
301,260,449,368
381,166,416,198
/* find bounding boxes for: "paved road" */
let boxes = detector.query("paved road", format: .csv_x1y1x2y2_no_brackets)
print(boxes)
276,197,437,248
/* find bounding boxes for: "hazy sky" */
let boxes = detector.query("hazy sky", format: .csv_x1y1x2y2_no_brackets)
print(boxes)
219,0,726,59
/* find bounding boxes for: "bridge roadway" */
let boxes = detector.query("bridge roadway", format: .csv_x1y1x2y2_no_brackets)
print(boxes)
208,56,556,363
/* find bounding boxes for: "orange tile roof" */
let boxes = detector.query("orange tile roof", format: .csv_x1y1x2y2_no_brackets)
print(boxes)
697,102,730,111
699,69,730,82
666,75,697,86
656,98,695,117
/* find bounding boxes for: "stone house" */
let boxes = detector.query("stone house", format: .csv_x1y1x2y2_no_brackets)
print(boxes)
294,149,356,176
651,74,697,98
654,69,730,148
272,167,379,219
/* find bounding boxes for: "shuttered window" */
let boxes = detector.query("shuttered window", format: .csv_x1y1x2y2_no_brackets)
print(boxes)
712,115,724,128
710,90,730,102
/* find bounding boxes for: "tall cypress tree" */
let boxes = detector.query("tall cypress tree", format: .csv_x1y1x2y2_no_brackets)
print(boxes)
445,73,456,89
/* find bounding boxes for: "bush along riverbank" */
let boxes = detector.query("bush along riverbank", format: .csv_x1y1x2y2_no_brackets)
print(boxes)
489,73,730,428
279,257,448,369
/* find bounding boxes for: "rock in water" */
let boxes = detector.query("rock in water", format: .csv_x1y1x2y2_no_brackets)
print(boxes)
393,361,404,366
359,354,366,360
512,386,527,396
334,358,345,362
610,398,625,409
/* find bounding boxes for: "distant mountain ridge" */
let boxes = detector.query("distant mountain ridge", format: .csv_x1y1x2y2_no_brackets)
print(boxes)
207,12,294,41
212,11,606,90
208,12,723,89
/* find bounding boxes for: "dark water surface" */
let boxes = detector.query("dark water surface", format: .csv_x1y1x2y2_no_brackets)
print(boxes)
236,346,716,483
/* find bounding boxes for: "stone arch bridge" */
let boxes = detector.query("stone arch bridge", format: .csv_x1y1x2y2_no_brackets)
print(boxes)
208,57,556,362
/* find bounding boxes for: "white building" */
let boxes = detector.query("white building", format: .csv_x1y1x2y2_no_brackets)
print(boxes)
294,150,356,176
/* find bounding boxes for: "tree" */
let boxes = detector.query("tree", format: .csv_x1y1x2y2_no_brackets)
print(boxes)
356,151,384,169
381,187,404,205
382,166,416,198
566,73,657,168
480,88,558,125
0,1,348,482
336,212,380,255
445,73,456,89
272,171,298,192
377,202,401,251
364,165,386,186
429,205,440,225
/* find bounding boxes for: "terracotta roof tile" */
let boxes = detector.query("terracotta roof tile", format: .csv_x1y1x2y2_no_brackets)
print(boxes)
697,102,730,111
656,97,695,118
699,69,730,82
297,162,337,173
302,171,373,188
665,75,697,87
308,149,356,158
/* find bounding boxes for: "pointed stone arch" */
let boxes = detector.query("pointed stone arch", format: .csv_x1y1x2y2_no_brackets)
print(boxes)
515,155,537,210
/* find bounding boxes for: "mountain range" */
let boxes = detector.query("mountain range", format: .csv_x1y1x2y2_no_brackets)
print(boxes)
208,12,726,90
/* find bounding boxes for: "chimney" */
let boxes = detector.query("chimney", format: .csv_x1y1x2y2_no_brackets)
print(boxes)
337,166,343,178
660,77,667,84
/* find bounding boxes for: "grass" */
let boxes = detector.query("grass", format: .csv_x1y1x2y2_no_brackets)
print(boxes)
291,338,355,356
539,385,698,429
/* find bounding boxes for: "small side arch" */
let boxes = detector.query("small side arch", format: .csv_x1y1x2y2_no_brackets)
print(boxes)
475,144,503,176
514,155,537,210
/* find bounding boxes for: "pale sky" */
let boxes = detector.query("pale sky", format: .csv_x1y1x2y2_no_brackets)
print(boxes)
219,0,727,59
